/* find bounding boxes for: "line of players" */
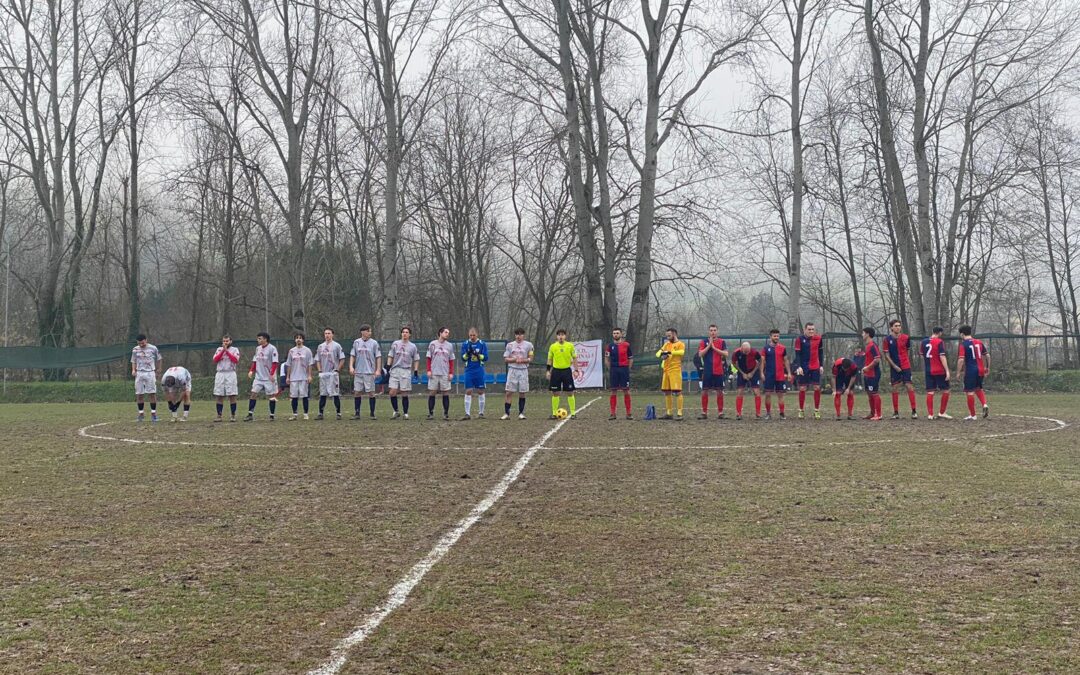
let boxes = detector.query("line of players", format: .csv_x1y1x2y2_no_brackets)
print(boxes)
128,319,991,423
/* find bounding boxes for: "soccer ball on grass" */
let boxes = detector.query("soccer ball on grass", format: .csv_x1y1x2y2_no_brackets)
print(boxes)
555,407,569,419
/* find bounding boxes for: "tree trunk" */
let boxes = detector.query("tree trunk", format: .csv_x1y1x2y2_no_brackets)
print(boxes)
786,1,806,332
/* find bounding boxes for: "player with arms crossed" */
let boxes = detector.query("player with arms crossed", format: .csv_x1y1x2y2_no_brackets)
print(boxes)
285,333,314,420
957,325,990,420
656,328,686,420
762,329,792,420
349,324,382,419
460,328,489,420
547,329,578,419
698,324,729,419
793,322,825,420
606,327,634,420
131,334,162,422
161,365,192,422
831,356,859,421
426,327,455,420
386,327,420,419
883,319,918,419
503,329,534,420
733,342,762,420
244,332,279,421
316,328,345,420
921,327,952,420
861,327,883,421
212,335,241,422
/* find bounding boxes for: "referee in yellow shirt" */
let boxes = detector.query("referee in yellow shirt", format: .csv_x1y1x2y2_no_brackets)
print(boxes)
656,327,686,419
546,329,577,419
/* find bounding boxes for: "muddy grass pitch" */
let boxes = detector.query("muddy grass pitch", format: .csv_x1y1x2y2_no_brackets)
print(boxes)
2,393,1078,673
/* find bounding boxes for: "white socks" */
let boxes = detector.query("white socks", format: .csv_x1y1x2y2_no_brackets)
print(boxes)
464,395,472,416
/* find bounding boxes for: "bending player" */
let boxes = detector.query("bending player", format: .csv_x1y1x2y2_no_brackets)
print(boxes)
861,327,883,421
656,328,686,420
213,334,241,422
698,324,728,419
161,364,192,422
349,324,381,419
883,319,918,419
733,342,762,420
244,332,279,421
547,329,577,419
831,356,858,421
762,329,791,420
386,326,420,419
316,328,345,420
426,327,454,420
131,334,162,422
503,329,534,420
920,327,952,419
958,325,990,420
285,332,314,420
606,327,633,420
460,328,489,420
793,322,825,420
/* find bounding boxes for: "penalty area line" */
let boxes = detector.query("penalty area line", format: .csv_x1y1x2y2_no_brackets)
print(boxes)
307,396,600,675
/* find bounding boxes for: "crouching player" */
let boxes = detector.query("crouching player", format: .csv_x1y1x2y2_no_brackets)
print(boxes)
131,333,162,422
832,357,859,420
244,332,279,421
733,342,762,420
161,365,192,422
958,325,990,420
286,333,314,420
213,335,241,422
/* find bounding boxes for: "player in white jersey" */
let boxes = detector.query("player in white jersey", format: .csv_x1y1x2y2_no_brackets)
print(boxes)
349,324,382,419
316,328,345,420
426,327,455,420
161,365,192,422
212,334,241,422
285,332,314,420
244,331,279,421
386,326,420,419
130,334,162,422
502,328,534,420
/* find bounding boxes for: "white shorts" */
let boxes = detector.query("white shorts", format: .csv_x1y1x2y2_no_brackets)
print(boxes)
506,369,530,393
388,370,413,392
427,373,451,392
251,377,278,396
353,373,376,394
289,380,310,399
319,371,340,396
135,372,157,395
214,371,238,397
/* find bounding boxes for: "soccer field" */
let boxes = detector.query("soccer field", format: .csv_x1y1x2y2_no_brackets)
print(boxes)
2,393,1078,673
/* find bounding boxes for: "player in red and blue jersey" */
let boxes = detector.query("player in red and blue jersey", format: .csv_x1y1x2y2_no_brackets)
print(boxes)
762,329,792,420
831,356,859,420
606,328,634,420
920,326,952,419
793,322,825,420
861,327,883,420
697,324,729,419
733,342,762,420
957,325,990,420
883,319,918,419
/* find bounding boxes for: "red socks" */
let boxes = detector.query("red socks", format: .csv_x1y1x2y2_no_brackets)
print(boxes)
940,392,950,414
779,400,786,415
736,395,744,416
926,393,935,416
834,393,841,416
765,399,772,414
798,390,806,410
813,389,821,409
755,396,762,416
701,392,709,413
847,393,855,416
717,392,724,414
967,393,977,416
610,394,617,415
975,390,987,406
624,392,632,414
908,389,917,411
892,392,900,414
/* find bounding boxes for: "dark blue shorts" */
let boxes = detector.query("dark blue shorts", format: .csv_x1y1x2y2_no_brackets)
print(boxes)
796,370,821,386
464,370,486,390
890,368,913,384
835,374,854,392
926,374,950,391
609,366,630,390
736,374,760,389
964,373,985,392
702,371,726,389
864,376,881,393
764,379,787,393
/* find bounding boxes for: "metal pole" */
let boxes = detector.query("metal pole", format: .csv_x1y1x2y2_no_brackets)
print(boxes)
1045,336,1050,372
3,233,9,396
264,248,270,333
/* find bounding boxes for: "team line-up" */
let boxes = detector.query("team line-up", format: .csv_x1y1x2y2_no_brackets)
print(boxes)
127,320,991,424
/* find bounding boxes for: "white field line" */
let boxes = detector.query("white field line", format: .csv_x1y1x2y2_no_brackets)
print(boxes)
307,396,600,675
